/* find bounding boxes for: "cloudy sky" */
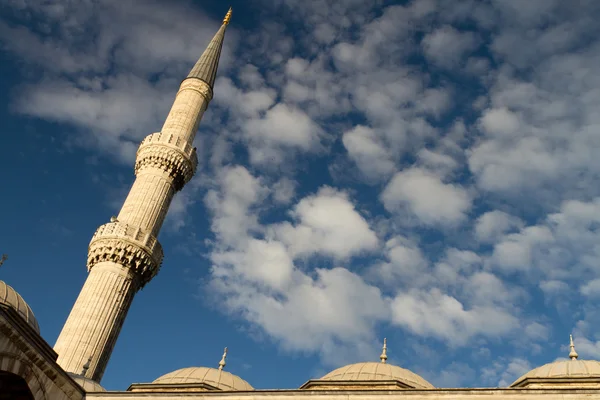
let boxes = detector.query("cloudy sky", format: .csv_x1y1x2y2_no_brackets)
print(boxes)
2,0,600,391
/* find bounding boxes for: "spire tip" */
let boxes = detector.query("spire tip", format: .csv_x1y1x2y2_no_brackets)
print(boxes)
223,7,232,25
569,334,579,360
380,338,388,363
218,347,228,370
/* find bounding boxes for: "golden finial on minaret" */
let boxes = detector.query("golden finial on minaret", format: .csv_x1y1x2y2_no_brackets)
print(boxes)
223,7,232,25
380,338,388,363
569,334,579,360
218,347,228,370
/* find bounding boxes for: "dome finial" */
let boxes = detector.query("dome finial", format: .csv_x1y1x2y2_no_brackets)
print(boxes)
81,356,92,375
223,7,232,25
380,338,388,363
218,347,228,370
569,334,579,360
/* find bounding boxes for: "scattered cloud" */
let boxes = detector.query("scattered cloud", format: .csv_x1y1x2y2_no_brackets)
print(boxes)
3,0,600,389
381,168,472,226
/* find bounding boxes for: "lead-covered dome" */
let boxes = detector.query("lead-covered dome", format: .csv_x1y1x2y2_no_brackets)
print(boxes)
67,373,106,392
320,362,435,389
511,360,600,388
300,339,434,390
511,335,600,388
153,367,253,391
0,280,40,333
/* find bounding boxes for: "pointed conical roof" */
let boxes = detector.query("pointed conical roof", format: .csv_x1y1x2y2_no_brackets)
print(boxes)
187,8,231,89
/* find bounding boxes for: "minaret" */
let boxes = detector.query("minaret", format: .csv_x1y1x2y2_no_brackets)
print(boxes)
54,8,232,382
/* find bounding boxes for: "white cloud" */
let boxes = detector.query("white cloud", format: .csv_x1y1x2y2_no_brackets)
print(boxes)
479,107,521,137
246,103,322,151
381,168,472,226
342,125,396,180
6,0,600,389
421,25,480,68
524,322,549,341
3,0,238,164
474,210,523,243
211,238,295,292
273,187,379,260
369,236,429,288
211,266,389,360
491,226,554,273
204,165,269,246
580,279,600,299
390,288,519,346
271,177,297,205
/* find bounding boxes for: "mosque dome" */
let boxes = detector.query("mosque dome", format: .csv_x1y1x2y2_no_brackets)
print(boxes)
67,373,106,392
153,367,253,391
0,280,40,333
301,339,434,390
319,362,435,389
152,348,253,391
511,335,600,388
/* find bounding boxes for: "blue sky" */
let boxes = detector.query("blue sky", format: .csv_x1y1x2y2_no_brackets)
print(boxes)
2,0,600,391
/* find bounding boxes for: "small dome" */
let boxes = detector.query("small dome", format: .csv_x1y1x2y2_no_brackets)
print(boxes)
321,362,435,389
511,359,600,387
0,280,39,333
67,373,106,392
153,367,253,391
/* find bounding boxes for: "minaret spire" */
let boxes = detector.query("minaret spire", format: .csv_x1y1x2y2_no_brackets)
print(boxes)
53,9,231,382
187,7,232,91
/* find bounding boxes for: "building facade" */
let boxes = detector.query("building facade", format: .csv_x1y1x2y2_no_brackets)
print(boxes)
2,8,600,400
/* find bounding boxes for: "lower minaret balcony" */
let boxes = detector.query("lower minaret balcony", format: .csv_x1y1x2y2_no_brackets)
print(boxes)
135,132,198,191
87,221,164,287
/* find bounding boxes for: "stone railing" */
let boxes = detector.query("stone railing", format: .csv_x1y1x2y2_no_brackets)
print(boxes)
138,132,194,156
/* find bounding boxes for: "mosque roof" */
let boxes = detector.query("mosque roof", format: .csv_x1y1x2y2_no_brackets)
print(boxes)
0,280,40,333
301,339,434,390
511,335,600,388
152,348,253,391
319,362,435,389
152,367,253,391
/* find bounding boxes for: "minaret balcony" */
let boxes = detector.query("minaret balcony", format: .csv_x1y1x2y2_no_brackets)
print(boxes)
135,132,198,191
87,221,164,286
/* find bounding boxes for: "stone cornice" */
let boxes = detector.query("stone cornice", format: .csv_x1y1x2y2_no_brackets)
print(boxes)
299,379,414,390
85,387,600,399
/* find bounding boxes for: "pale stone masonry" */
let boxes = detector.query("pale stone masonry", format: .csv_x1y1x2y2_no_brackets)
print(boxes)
52,13,230,383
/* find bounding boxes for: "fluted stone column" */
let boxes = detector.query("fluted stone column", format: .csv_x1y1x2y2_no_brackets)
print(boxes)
54,78,213,382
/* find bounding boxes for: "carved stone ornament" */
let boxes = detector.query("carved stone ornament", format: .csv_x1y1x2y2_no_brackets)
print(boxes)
135,144,198,191
87,222,164,287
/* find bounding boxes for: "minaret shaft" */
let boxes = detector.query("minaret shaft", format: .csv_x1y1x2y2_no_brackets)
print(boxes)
117,169,177,236
54,78,212,381
53,262,138,382
161,81,210,146
53,13,227,378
